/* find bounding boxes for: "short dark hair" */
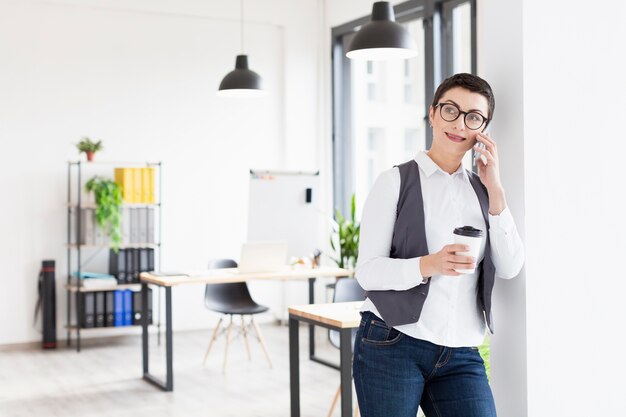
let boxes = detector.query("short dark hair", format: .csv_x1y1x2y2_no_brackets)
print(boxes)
431,73,495,125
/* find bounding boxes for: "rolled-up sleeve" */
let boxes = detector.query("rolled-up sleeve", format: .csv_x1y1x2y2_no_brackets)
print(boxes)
355,169,425,291
488,206,525,279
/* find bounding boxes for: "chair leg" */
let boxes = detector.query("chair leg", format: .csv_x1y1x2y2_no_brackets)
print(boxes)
328,381,359,417
241,315,251,360
203,316,223,365
251,316,273,368
223,315,234,373
327,384,341,417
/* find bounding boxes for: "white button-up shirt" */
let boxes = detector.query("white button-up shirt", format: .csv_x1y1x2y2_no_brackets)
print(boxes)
356,151,524,347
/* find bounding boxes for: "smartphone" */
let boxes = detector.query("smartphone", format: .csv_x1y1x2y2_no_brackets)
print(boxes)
474,142,488,165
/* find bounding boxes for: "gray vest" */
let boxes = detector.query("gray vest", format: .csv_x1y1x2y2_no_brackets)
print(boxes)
366,160,496,333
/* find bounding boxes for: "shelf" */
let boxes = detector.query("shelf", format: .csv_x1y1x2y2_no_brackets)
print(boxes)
65,324,153,332
65,283,142,293
66,243,160,249
66,159,163,352
68,161,161,167
67,203,161,209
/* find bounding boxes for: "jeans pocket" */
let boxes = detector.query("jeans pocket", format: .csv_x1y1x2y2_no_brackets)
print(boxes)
362,318,403,346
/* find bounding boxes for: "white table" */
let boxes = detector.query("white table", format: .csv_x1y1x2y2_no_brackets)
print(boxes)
288,301,362,417
139,266,350,391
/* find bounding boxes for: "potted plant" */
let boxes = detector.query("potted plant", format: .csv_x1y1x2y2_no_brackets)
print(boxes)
85,176,122,251
76,137,103,161
329,194,360,273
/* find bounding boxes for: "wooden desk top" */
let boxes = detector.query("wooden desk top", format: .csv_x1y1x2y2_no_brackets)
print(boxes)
140,266,351,287
288,301,363,329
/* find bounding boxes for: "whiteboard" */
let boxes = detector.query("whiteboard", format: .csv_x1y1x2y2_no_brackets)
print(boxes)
247,170,326,321
247,170,322,258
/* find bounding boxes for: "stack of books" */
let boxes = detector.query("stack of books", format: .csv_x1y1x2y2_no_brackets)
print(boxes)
73,271,117,289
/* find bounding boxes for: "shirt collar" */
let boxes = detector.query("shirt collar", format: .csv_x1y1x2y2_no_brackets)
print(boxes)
414,151,467,180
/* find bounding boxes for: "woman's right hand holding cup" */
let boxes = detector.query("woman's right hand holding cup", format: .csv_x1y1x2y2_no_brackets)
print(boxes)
420,244,476,278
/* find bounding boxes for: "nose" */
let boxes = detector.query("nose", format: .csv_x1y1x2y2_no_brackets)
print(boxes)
451,115,465,131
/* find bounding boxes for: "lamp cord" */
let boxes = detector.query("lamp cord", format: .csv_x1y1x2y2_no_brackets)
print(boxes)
240,0,244,54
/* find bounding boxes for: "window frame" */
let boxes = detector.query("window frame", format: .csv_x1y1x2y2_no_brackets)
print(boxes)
331,0,477,216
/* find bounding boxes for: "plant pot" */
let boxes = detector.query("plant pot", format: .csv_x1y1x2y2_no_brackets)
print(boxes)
86,151,95,162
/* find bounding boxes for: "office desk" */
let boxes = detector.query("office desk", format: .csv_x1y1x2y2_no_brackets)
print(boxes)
139,266,349,391
288,301,362,417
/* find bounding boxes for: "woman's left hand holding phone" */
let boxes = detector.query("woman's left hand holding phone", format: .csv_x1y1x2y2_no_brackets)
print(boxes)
473,133,507,215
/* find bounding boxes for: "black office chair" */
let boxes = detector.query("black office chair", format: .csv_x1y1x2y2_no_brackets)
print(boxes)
328,277,366,349
327,277,366,417
202,259,272,372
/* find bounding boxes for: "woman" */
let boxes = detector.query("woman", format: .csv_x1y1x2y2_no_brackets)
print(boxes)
353,73,524,417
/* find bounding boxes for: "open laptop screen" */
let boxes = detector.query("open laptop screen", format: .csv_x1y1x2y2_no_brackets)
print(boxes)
238,241,288,273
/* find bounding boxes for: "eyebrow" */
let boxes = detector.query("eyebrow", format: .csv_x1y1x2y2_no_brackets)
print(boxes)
441,100,486,116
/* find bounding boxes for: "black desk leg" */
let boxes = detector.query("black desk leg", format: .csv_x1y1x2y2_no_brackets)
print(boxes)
142,283,149,375
289,316,300,417
308,277,316,358
164,287,173,390
340,328,353,417
142,284,173,392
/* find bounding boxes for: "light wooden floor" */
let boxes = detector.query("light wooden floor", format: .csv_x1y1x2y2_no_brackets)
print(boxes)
0,322,350,417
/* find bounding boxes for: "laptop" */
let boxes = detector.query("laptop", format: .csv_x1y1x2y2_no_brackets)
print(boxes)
238,241,288,273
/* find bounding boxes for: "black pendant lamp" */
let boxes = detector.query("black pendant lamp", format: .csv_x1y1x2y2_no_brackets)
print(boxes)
217,0,265,97
346,1,418,61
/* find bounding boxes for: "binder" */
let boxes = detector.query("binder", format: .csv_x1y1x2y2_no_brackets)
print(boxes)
125,248,138,283
137,207,147,243
134,248,141,282
130,208,139,244
133,168,142,203
146,167,155,204
124,248,133,284
147,248,155,271
115,168,135,203
133,288,153,325
81,292,95,328
109,248,127,284
121,207,131,245
80,208,95,245
141,168,150,203
139,248,149,276
146,207,155,244
105,291,115,327
148,287,153,323
123,290,133,326
95,291,105,328
114,290,124,326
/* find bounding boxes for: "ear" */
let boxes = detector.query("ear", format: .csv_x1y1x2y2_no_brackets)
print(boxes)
428,106,435,127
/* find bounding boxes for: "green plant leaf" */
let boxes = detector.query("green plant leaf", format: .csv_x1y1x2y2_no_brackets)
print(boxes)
330,193,360,270
84,176,122,249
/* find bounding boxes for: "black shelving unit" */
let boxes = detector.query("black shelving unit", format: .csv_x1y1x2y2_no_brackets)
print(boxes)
66,160,162,352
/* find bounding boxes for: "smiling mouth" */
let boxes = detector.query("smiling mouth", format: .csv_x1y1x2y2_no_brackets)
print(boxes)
445,132,466,142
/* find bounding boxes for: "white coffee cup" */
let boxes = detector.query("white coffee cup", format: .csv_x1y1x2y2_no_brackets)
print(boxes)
453,226,484,274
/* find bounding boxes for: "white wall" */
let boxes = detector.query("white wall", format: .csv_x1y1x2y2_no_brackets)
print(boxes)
522,0,626,415
0,0,325,345
476,1,527,416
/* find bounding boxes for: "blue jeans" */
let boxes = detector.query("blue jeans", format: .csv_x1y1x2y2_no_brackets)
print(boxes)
353,311,496,417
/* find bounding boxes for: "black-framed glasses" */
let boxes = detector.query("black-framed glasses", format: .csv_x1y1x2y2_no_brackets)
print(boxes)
434,102,488,130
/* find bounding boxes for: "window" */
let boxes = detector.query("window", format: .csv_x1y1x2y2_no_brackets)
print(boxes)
332,0,476,217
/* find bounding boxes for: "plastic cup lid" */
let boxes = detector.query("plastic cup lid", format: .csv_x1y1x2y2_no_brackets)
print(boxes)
453,226,484,238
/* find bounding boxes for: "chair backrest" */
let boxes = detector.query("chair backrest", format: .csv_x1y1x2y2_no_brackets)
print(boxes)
332,277,366,303
204,259,254,311
329,278,365,349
